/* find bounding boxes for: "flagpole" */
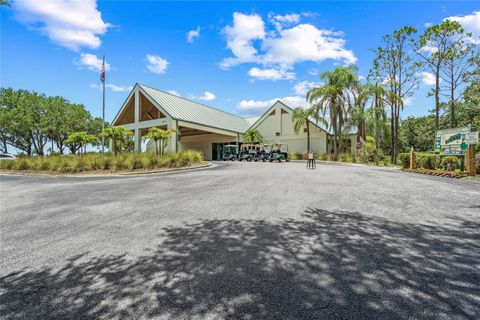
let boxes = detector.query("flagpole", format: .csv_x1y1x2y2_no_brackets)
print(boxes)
101,55,105,153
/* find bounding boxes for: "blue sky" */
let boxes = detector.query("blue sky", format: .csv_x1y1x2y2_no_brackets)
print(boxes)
1,1,479,123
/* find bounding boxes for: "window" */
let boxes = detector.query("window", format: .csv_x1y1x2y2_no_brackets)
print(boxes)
276,132,280,136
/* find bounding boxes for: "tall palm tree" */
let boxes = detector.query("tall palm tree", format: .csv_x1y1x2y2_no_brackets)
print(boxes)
348,83,369,144
243,128,263,144
307,65,359,160
365,83,390,150
292,107,315,153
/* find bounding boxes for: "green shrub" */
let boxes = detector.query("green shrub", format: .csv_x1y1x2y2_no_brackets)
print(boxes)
85,154,100,171
398,153,410,168
13,157,30,171
382,156,391,166
126,153,143,170
0,151,203,174
112,154,128,172
316,153,327,161
34,157,50,171
356,137,378,164
69,156,87,172
142,152,158,169
0,159,14,170
441,156,459,171
56,157,70,173
288,152,298,160
416,153,437,169
339,153,350,162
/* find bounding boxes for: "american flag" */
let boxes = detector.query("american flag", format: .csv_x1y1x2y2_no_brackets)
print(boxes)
100,56,106,83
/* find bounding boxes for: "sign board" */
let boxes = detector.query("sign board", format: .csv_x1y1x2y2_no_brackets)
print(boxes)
465,132,479,145
434,127,470,155
308,153,314,160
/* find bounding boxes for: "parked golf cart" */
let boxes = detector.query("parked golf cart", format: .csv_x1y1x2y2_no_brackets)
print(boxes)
268,143,290,162
222,144,238,161
253,144,271,162
238,144,257,161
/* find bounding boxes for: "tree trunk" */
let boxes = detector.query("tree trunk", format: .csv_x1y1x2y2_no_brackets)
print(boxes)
333,112,338,160
2,138,7,154
306,121,310,153
435,63,440,130
450,63,456,127
390,105,395,163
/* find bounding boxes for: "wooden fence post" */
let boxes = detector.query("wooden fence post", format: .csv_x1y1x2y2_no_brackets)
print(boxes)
465,145,475,175
410,147,416,170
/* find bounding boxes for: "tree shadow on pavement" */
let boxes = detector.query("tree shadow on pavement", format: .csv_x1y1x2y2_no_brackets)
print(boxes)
1,209,479,320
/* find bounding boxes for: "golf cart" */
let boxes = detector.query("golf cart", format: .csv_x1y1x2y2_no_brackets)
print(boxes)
238,144,258,161
222,144,238,161
253,144,272,162
268,143,290,162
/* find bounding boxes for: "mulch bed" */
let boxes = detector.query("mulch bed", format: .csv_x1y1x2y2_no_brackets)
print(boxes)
401,168,472,178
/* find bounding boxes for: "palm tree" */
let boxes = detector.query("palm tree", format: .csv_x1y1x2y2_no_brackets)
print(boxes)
143,128,163,155
143,128,177,155
292,107,315,153
243,128,263,144
365,83,390,150
348,83,369,144
307,65,359,160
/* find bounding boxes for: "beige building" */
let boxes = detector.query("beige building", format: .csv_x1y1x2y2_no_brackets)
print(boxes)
112,83,356,160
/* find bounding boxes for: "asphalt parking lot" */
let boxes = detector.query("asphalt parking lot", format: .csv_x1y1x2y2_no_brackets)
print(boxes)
1,161,479,320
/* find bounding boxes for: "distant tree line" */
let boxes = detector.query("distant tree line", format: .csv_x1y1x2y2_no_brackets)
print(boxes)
302,20,479,163
0,88,108,155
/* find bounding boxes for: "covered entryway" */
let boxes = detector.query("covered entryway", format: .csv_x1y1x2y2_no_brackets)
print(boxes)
111,84,247,160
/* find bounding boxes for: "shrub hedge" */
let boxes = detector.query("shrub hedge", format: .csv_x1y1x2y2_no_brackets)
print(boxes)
0,151,204,173
398,152,462,171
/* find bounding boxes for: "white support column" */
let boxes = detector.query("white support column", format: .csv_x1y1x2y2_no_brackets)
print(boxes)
134,89,141,152
134,128,141,153
166,117,176,153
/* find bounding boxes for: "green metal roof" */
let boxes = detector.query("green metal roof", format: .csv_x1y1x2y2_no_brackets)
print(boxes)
139,84,251,133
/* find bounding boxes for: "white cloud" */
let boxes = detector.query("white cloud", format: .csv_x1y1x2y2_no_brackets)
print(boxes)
419,71,437,86
220,12,357,79
446,11,480,43
262,24,357,66
198,91,216,101
248,67,295,80
77,53,110,72
293,81,318,95
13,0,110,51
220,12,266,69
269,13,301,30
424,22,433,28
90,83,132,92
186,26,200,43
146,54,168,74
167,90,181,96
237,95,306,112
403,96,414,107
